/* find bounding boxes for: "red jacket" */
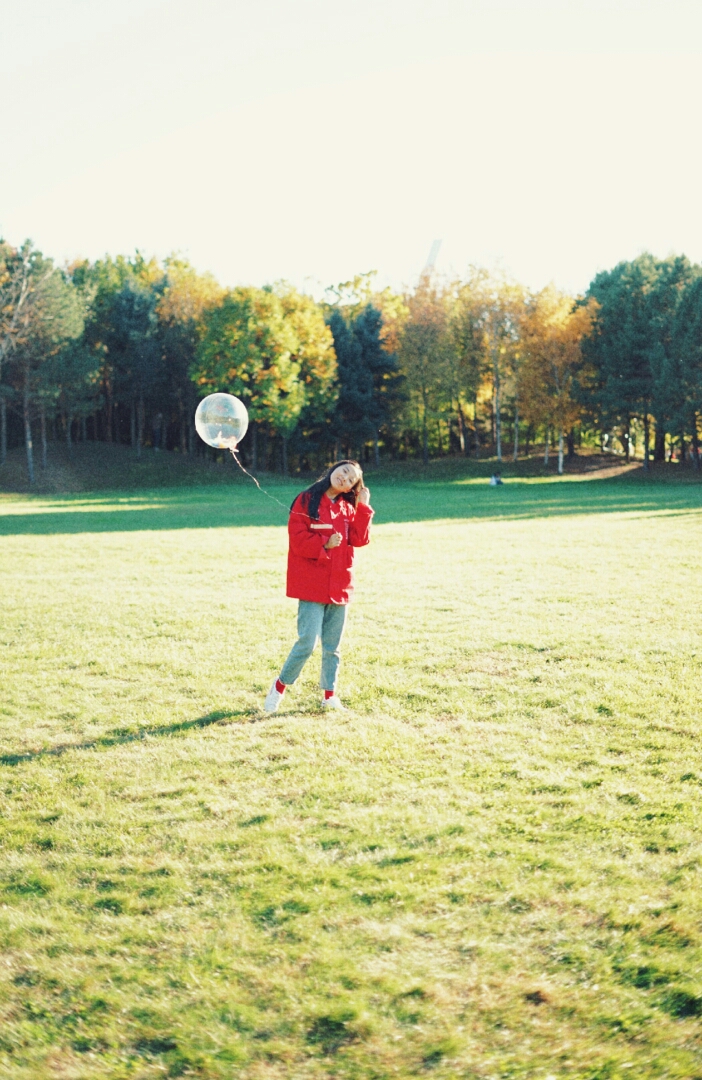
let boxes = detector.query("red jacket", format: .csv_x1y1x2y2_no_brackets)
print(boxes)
286,492,373,605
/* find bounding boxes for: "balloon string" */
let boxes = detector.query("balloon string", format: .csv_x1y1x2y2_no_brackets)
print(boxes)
229,448,308,518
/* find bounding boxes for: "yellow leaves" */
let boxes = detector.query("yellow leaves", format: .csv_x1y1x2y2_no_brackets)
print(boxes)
156,258,224,327
373,288,409,355
520,286,597,429
325,274,408,359
192,283,336,432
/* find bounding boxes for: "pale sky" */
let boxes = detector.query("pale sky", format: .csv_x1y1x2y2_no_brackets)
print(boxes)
2,0,702,295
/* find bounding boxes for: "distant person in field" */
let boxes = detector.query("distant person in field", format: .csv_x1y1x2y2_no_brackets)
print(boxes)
264,460,373,713
489,471,503,486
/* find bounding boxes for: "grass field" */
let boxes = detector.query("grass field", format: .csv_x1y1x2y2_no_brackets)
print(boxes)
1,461,701,1079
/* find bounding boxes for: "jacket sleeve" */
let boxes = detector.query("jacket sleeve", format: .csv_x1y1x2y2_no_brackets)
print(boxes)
348,502,373,547
288,497,331,561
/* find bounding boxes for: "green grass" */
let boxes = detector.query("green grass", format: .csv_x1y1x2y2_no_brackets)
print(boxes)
1,465,701,1078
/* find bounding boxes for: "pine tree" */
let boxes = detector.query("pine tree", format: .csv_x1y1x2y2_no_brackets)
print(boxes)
328,304,402,462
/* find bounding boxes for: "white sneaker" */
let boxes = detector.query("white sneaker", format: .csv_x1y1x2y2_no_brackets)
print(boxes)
264,680,285,713
322,694,346,711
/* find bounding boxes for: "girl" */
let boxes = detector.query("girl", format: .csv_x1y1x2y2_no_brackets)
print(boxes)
264,460,373,713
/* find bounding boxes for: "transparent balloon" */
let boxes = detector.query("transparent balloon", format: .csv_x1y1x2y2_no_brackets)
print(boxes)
195,393,249,450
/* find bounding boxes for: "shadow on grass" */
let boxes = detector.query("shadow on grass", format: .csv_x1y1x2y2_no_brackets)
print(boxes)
0,474,700,536
0,708,259,767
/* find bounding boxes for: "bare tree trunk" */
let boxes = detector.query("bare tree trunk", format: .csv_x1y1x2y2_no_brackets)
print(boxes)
512,404,519,462
81,416,87,442
374,429,380,465
643,408,650,471
40,404,48,469
130,399,136,448
0,397,6,466
282,435,288,476
544,425,550,464
457,404,466,455
66,413,73,448
557,424,564,475
23,378,35,485
680,426,686,465
692,413,700,469
624,416,631,462
105,388,113,443
421,392,429,465
137,395,144,459
566,427,575,459
473,392,480,458
654,424,665,461
490,343,502,462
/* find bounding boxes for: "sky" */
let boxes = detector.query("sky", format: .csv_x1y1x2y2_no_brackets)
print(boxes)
2,0,702,295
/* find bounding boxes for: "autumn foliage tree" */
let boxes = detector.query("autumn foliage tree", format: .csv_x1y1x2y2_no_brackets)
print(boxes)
521,287,597,473
6,234,702,478
448,276,490,456
193,285,336,472
398,273,452,464
156,257,224,454
448,271,525,460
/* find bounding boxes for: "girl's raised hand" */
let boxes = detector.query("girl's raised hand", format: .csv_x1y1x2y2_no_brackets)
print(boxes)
357,486,371,505
325,533,342,550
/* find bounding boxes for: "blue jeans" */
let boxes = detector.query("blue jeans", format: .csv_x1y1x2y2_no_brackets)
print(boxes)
279,601,348,691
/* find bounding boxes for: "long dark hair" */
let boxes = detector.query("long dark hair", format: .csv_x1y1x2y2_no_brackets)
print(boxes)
292,460,363,520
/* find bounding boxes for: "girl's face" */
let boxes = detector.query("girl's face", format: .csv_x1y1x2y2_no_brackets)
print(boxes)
328,463,361,494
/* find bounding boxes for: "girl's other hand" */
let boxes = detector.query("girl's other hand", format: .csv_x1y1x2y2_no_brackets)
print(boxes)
325,533,342,549
357,486,371,505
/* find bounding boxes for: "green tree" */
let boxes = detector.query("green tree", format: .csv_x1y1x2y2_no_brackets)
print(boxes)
0,241,34,464
327,309,372,457
327,304,402,463
324,273,406,462
193,286,327,472
274,284,338,470
156,257,224,454
75,254,164,448
669,267,702,467
648,257,697,462
585,254,695,465
354,304,403,463
40,341,103,455
8,253,85,481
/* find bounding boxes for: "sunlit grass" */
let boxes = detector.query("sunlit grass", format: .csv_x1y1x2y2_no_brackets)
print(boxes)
0,474,701,1078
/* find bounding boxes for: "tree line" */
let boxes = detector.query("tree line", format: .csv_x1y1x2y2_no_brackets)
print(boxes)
1,240,701,482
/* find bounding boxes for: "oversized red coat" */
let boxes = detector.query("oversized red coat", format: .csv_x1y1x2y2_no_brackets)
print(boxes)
286,492,373,605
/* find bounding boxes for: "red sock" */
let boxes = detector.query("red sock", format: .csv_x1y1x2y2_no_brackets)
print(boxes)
324,689,334,700
275,678,286,694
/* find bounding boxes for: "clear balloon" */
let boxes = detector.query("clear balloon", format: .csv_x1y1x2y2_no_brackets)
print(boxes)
195,393,249,450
